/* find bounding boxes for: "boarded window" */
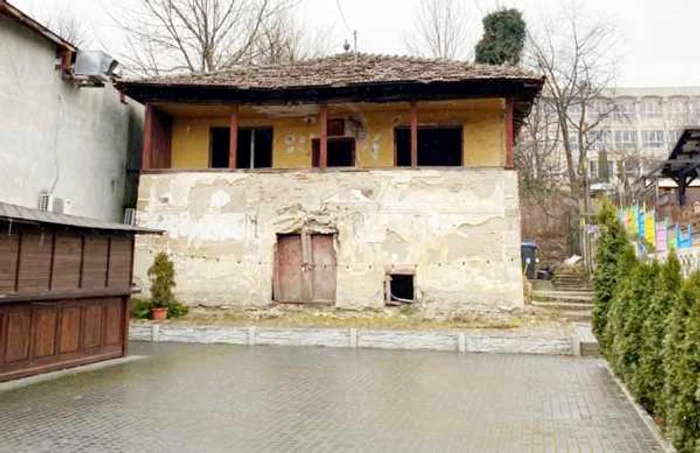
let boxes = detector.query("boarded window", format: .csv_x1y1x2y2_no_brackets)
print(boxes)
274,233,337,304
0,234,19,293
81,237,108,289
51,234,82,291
312,137,356,167
395,126,463,167
16,233,52,292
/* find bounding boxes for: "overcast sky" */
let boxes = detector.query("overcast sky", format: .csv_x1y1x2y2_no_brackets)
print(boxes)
12,0,700,87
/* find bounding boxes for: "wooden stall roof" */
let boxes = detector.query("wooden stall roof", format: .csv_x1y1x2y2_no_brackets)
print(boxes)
659,128,700,180
0,202,159,234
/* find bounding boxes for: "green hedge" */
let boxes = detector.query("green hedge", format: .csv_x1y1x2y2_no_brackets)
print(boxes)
593,201,700,453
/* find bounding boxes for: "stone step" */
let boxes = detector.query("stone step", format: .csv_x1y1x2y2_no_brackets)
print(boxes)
532,291,594,303
581,341,600,357
553,285,593,292
531,300,593,311
558,310,593,322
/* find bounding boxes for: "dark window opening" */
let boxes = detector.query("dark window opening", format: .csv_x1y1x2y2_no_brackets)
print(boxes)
312,137,356,167
210,127,230,168
395,126,463,167
387,274,415,305
209,127,273,169
327,119,346,137
237,127,273,169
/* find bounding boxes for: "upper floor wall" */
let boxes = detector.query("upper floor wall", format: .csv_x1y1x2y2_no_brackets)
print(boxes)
143,98,513,172
0,15,140,222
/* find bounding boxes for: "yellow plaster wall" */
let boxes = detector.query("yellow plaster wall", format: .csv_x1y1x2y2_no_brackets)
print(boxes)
168,99,506,170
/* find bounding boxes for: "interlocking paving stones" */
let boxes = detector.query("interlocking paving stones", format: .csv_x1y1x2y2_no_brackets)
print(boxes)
0,343,663,453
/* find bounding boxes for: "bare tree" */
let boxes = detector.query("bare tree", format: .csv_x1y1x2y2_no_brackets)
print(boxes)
112,0,298,76
516,99,567,197
404,0,470,59
253,8,331,64
47,12,92,48
525,2,620,253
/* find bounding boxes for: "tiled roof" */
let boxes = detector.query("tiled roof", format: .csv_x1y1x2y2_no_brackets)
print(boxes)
0,201,159,234
130,53,543,90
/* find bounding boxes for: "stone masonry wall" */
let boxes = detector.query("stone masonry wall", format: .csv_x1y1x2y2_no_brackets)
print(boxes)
134,169,523,313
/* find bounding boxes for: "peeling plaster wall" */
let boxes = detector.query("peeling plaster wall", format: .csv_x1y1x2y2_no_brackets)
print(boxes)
135,170,523,312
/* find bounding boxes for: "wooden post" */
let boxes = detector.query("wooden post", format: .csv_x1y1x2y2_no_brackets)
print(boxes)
410,101,418,168
142,104,153,170
229,105,239,169
505,98,515,169
319,104,328,169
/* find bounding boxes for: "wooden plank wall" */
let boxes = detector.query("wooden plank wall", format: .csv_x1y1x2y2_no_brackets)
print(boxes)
0,297,128,382
0,230,134,295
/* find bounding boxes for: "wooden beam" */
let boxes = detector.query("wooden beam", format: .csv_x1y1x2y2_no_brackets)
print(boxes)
229,105,239,169
319,104,328,169
505,98,515,169
410,101,418,168
142,104,153,170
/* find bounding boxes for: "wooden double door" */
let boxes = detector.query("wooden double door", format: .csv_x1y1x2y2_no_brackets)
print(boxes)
275,233,337,304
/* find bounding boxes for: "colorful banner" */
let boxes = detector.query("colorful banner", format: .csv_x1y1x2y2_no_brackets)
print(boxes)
618,205,693,252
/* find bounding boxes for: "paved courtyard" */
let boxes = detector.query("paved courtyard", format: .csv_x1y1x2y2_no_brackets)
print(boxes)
0,343,662,453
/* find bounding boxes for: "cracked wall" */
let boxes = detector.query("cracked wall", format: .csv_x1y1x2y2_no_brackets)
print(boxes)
135,169,524,313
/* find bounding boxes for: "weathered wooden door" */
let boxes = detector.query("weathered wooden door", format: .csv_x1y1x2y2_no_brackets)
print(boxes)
310,234,336,303
275,233,336,304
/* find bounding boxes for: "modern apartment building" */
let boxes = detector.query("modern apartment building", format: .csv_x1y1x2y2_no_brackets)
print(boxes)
588,87,700,185
526,87,700,192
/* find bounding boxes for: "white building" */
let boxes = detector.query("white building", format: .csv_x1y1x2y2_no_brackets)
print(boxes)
0,1,142,222
587,87,700,185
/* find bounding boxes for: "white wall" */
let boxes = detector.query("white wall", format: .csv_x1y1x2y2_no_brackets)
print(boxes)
0,16,137,222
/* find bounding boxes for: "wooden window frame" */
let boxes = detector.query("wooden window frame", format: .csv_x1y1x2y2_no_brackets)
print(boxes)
393,124,464,168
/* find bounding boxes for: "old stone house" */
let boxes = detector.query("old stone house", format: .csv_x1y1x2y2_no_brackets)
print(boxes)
117,54,543,314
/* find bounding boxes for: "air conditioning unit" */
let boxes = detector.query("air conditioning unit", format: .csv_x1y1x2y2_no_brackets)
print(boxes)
73,51,119,87
124,208,137,226
37,194,72,214
38,193,52,212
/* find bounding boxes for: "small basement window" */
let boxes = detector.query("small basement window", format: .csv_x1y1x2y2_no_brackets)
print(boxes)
395,126,463,167
312,137,356,167
209,127,274,169
386,273,415,305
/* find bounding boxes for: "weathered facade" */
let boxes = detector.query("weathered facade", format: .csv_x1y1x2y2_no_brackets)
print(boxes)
118,54,543,313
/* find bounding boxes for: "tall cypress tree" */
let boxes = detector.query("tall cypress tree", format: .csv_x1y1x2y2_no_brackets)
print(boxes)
474,9,526,66
592,199,629,350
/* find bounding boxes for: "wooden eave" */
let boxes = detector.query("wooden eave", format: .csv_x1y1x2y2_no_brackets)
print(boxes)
117,78,544,133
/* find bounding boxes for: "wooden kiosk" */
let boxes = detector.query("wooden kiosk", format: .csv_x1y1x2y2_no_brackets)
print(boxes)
0,202,156,382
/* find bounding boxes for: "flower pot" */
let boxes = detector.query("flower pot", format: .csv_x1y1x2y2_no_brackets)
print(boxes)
151,307,168,322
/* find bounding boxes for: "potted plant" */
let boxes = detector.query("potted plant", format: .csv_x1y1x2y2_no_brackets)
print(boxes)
147,252,176,322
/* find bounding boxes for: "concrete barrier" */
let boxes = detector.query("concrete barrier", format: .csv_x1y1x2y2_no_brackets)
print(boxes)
130,322,574,356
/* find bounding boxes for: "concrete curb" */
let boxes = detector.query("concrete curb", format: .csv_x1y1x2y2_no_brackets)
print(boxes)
0,355,148,393
130,322,574,356
603,361,676,453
